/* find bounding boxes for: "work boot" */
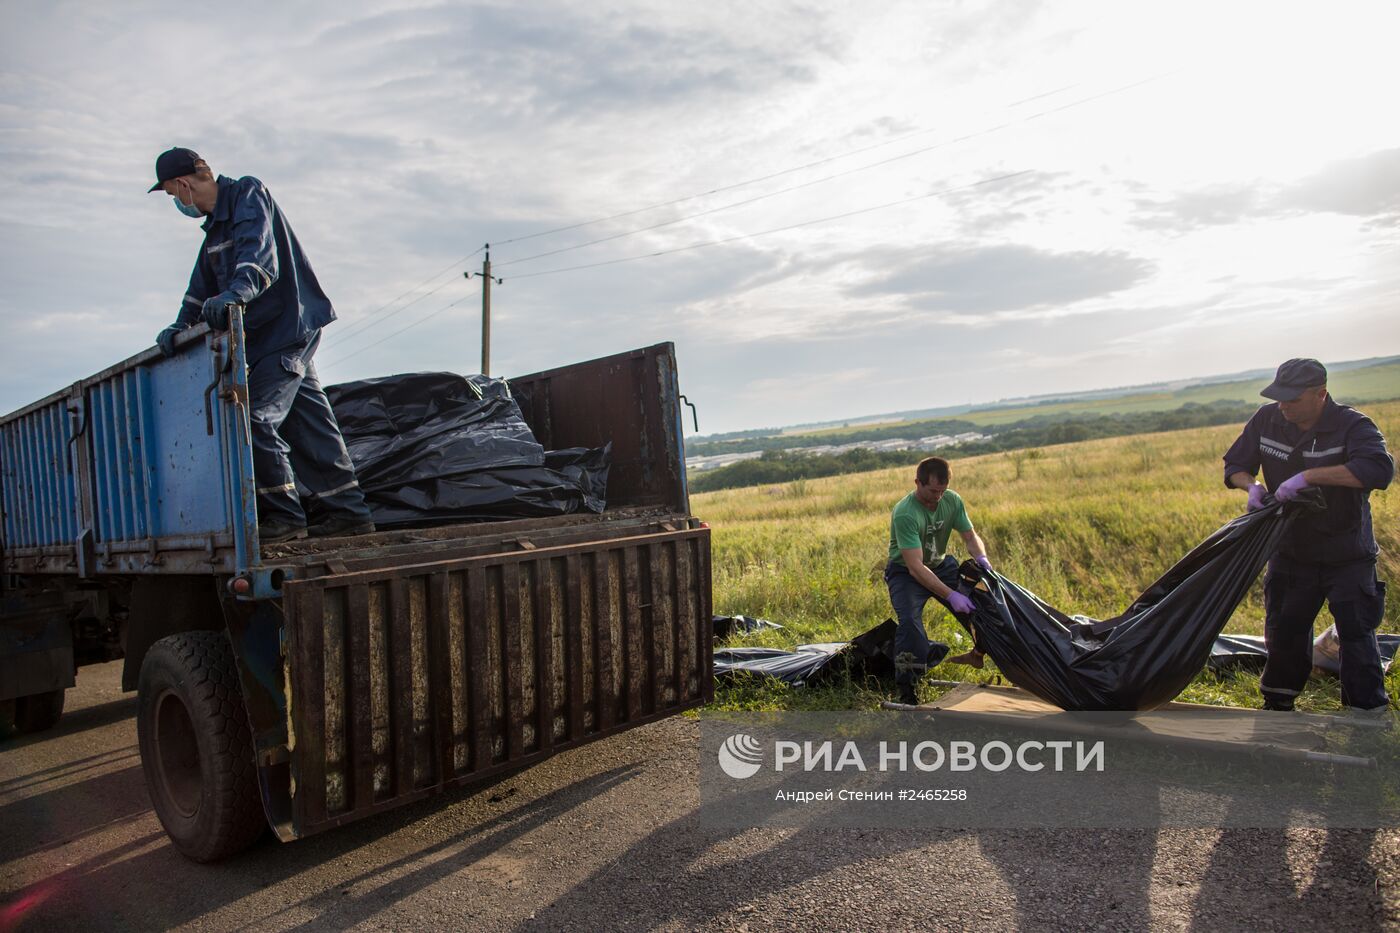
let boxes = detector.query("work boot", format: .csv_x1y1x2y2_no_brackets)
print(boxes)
260,520,308,545
896,684,919,706
309,515,377,538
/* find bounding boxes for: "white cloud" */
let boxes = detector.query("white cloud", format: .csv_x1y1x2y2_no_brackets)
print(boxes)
2,0,1399,433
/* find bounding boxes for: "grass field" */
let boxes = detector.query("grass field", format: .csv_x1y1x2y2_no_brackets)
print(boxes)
789,360,1400,436
697,399,1400,712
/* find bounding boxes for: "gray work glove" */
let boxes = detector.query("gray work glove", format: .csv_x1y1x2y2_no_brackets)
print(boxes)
156,323,189,356
201,293,239,331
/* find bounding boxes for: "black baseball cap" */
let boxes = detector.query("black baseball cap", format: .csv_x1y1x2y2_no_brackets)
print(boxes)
1261,358,1327,401
147,147,203,192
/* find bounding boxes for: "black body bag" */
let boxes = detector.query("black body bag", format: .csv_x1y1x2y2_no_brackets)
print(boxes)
952,494,1319,711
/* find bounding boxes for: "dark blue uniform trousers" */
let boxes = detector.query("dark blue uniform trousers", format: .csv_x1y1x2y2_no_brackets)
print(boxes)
885,556,959,687
1261,561,1389,710
246,332,371,529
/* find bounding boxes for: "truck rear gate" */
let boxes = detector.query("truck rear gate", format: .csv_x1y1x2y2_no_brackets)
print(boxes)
1,324,711,859
281,527,711,838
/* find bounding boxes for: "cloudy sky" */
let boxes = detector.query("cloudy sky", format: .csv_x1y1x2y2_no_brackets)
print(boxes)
3,0,1398,434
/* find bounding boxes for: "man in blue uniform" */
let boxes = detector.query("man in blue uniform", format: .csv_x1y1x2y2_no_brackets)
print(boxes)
1223,359,1394,711
150,147,374,544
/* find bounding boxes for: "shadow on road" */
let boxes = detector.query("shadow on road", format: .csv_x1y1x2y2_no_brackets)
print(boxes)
0,763,149,866
0,760,642,932
0,696,137,752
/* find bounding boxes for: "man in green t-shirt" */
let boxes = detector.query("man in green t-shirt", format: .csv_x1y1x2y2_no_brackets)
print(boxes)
885,456,994,704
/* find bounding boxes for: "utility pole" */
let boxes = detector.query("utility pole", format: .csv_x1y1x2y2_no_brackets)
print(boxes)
467,243,500,376
480,244,492,376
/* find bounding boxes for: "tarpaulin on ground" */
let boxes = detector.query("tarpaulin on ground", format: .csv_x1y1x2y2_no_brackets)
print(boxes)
712,615,784,640
713,619,904,686
953,495,1318,711
324,372,609,528
1208,628,1400,675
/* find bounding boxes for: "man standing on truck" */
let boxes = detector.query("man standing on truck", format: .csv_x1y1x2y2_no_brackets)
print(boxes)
149,147,374,545
885,456,993,705
1223,358,1394,711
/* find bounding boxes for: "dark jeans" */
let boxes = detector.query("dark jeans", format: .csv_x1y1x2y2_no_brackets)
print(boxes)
247,332,371,528
1261,560,1389,710
884,556,961,687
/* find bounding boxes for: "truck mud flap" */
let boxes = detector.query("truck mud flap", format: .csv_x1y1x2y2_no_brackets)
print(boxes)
279,526,711,837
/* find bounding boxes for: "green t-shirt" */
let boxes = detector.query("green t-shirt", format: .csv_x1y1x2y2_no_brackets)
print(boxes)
887,489,973,567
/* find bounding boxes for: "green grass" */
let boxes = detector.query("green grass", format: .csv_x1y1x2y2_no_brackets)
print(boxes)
789,361,1400,435
698,400,1400,712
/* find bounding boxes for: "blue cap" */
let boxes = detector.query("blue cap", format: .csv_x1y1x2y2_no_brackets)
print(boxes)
1261,358,1327,401
148,147,202,192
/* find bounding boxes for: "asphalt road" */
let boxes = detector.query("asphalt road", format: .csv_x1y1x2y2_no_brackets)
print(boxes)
2,660,1398,932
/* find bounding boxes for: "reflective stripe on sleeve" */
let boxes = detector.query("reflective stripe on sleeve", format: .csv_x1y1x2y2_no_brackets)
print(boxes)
256,481,297,495
236,261,273,289
183,293,202,307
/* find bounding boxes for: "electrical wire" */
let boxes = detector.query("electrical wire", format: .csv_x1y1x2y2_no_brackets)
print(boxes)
321,71,1176,354
322,170,1028,364
321,244,485,349
490,71,1172,254
321,271,467,351
320,290,478,367
506,170,1032,281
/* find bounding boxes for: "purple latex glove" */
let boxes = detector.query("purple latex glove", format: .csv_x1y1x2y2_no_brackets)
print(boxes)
1274,473,1312,503
975,555,994,573
947,591,976,615
1245,483,1268,511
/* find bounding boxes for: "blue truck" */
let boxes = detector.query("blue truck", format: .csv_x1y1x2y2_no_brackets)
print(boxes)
0,312,712,860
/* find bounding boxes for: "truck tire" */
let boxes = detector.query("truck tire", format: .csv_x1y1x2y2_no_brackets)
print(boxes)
137,631,266,862
14,688,65,733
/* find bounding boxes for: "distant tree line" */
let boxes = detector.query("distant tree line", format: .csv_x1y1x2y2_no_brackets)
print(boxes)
686,418,983,457
688,400,1258,493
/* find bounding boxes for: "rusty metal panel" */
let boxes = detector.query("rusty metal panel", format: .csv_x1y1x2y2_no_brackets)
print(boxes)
281,526,711,837
510,343,688,516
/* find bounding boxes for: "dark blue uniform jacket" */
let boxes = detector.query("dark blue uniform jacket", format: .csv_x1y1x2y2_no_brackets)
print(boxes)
1223,398,1393,566
174,175,335,362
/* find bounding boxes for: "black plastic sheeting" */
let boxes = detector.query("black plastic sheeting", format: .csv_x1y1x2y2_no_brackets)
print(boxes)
325,372,609,528
1208,631,1400,676
712,615,784,640
713,619,904,687
951,495,1317,711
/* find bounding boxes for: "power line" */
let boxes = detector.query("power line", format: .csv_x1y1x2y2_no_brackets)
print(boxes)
320,290,478,367
490,72,1170,268
321,71,1176,354
506,170,1033,281
491,71,1173,254
321,170,1029,364
321,271,467,351
322,169,1021,364
323,245,485,349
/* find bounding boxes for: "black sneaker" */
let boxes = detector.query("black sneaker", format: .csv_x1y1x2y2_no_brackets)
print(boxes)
260,521,309,545
308,515,377,538
896,685,919,706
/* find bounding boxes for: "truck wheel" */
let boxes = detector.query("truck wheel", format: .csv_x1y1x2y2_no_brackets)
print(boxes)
137,632,266,862
14,689,65,733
